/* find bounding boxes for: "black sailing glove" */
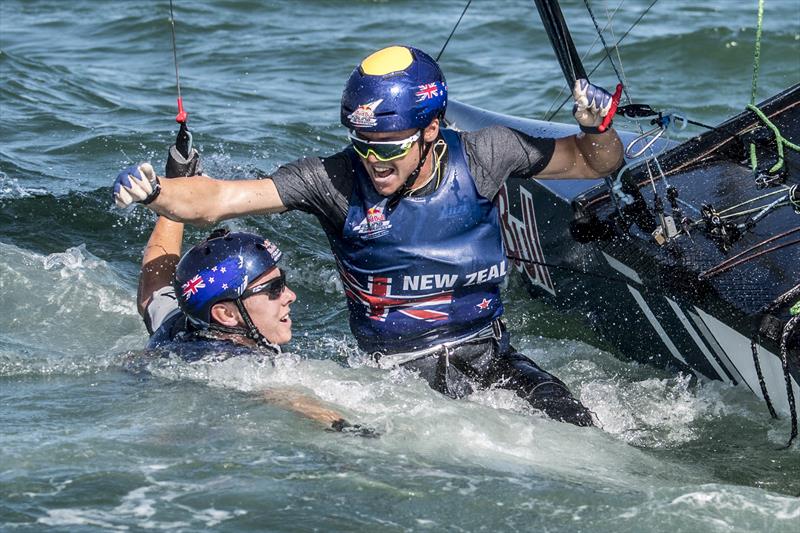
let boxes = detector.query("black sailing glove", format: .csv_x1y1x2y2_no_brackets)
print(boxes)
165,144,201,179
329,418,381,438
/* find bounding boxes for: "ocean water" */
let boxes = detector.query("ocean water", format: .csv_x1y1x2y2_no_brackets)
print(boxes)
1,0,799,531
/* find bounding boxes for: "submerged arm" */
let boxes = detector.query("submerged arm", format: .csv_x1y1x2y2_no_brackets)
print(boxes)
262,389,347,427
261,388,378,436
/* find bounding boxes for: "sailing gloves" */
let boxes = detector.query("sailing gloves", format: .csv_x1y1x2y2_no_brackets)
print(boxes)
572,78,614,134
165,144,201,179
114,163,161,208
113,145,200,208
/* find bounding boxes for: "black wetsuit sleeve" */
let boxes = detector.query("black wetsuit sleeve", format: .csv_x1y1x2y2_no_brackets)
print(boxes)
268,151,355,234
461,126,555,201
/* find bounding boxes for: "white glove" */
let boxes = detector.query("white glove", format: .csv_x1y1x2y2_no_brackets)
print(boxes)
572,78,614,129
113,163,160,208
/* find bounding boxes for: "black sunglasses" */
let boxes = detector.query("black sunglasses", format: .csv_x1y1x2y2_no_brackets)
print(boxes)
240,271,286,300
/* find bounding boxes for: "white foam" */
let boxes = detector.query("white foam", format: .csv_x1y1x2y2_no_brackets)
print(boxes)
0,241,145,374
0,173,48,198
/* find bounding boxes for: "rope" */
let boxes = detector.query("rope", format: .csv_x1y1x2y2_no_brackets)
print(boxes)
779,315,799,448
699,237,800,280
746,104,800,176
718,186,791,214
582,0,630,103
749,0,765,108
544,0,660,121
168,0,182,104
744,1,800,179
751,337,779,419
750,282,800,444
436,0,472,63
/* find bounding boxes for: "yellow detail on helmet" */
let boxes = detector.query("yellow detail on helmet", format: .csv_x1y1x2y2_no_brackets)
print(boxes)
360,46,413,76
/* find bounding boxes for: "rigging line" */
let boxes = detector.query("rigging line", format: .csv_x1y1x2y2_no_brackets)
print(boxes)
582,1,671,211
541,0,625,121
544,0,659,121
169,0,182,103
718,186,791,214
699,227,800,280
582,0,629,102
751,338,779,419
750,0,765,106
719,201,789,220
702,239,800,279
436,0,473,63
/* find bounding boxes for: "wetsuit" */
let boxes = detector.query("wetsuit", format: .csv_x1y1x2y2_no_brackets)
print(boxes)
270,126,593,426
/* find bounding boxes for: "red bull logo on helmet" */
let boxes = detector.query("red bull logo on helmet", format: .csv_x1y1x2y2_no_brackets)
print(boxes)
263,239,282,262
347,99,384,128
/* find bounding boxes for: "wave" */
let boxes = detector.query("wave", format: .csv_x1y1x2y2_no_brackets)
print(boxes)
0,242,144,376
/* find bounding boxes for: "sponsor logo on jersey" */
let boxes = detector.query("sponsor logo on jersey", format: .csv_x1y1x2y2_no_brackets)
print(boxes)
353,202,393,240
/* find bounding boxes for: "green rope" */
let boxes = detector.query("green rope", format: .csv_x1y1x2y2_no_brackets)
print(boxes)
792,300,800,317
748,0,765,175
749,0,765,106
747,103,800,175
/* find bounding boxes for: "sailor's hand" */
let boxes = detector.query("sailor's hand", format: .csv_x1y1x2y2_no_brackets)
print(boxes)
113,163,161,208
165,145,201,178
573,79,614,130
329,418,380,438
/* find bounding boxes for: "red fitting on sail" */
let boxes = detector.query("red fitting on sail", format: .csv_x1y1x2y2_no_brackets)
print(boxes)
598,83,623,133
175,97,188,123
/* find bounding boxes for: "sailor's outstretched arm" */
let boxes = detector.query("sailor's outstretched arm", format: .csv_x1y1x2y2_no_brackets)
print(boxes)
153,175,287,224
114,166,287,226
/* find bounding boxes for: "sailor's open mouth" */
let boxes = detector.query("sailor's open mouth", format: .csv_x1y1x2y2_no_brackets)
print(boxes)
280,312,291,323
371,165,395,180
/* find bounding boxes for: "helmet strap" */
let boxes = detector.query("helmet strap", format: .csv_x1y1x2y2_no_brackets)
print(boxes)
387,132,434,211
233,298,281,351
199,300,281,354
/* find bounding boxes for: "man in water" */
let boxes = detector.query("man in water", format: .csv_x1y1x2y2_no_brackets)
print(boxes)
116,46,624,427
135,148,368,433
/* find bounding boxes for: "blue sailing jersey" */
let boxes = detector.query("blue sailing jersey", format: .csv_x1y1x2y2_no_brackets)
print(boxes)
330,128,507,354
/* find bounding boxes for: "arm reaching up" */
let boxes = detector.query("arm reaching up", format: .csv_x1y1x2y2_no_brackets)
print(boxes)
538,79,624,179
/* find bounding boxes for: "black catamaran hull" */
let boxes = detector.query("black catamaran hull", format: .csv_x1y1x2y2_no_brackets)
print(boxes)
446,85,800,418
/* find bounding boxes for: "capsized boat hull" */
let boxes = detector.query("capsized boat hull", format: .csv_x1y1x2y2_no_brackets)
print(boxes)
446,87,800,416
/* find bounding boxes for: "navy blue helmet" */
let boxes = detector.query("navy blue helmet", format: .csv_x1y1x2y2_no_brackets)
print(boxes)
341,45,447,133
174,230,282,327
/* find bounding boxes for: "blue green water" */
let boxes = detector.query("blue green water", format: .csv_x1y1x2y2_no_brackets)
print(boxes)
1,1,799,531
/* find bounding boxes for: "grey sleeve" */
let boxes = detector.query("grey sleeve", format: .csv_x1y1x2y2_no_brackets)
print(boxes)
145,286,181,335
268,151,354,232
461,126,555,200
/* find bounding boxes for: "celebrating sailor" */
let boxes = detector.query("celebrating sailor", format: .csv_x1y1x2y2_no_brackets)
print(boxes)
115,45,624,426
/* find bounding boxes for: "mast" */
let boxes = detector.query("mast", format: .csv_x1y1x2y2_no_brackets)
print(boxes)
533,0,587,87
